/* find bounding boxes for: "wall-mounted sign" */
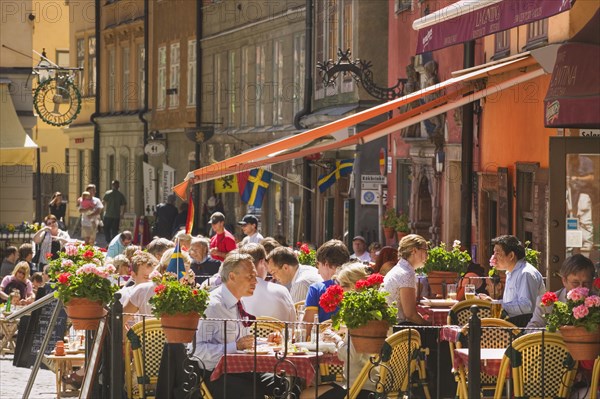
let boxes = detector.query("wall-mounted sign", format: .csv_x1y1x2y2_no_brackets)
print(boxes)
144,142,166,156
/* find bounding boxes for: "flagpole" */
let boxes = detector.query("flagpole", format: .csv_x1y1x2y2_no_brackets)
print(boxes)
268,169,315,193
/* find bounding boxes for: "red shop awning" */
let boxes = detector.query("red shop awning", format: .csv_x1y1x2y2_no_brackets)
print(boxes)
544,42,600,128
413,0,574,54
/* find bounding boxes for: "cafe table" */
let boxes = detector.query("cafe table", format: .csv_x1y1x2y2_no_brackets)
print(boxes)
44,352,86,399
0,313,19,357
211,351,343,386
453,347,511,397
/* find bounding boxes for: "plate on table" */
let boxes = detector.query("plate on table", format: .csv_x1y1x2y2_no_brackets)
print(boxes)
243,346,272,355
288,351,322,356
295,341,337,353
420,299,458,307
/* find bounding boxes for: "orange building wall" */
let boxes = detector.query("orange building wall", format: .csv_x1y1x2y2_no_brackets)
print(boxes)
480,73,556,173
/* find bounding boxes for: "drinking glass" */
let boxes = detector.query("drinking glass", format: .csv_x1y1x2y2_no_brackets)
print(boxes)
464,284,476,300
446,284,457,300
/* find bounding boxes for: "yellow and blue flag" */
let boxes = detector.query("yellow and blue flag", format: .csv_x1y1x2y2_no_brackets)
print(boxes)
317,159,354,193
241,168,273,208
166,241,185,280
214,174,239,193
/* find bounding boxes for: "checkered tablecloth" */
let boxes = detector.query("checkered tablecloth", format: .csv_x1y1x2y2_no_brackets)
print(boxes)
453,348,505,376
440,325,462,342
417,305,451,326
211,352,342,383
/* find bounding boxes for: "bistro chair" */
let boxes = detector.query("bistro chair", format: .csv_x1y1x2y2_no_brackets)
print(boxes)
447,299,494,326
455,318,520,399
126,318,166,399
249,316,285,338
493,331,578,399
348,328,431,399
591,356,599,399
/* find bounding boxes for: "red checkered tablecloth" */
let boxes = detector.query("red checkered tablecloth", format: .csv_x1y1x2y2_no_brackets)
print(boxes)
453,348,505,376
211,352,342,383
417,305,451,326
440,325,462,342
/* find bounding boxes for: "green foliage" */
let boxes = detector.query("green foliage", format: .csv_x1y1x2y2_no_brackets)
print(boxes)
296,242,317,266
0,221,41,234
524,240,541,268
49,244,117,305
423,240,471,275
149,272,209,317
395,212,410,233
382,208,399,229
541,287,600,333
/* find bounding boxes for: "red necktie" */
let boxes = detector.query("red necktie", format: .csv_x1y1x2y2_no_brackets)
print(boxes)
236,301,256,327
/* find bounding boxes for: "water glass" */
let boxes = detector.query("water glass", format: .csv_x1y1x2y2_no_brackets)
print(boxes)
446,284,457,300
465,284,476,300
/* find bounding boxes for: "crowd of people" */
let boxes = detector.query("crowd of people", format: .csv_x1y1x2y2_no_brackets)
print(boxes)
1,187,598,398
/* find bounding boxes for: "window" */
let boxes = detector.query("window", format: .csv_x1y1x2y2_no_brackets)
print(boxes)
240,46,251,127
228,50,237,127
122,46,130,111
255,45,265,127
394,0,411,14
157,45,166,109
272,40,283,126
108,48,115,112
169,42,180,108
76,38,85,93
137,43,145,109
526,19,547,47
88,37,96,96
293,33,305,115
214,53,222,124
493,30,510,59
516,163,538,245
187,39,196,106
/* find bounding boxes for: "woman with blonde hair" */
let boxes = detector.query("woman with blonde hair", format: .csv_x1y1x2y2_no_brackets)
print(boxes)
381,234,430,326
0,261,35,305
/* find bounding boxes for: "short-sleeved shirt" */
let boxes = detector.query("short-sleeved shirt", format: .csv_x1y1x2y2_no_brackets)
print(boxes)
126,281,156,317
382,259,417,323
209,230,236,261
305,279,339,322
103,190,127,218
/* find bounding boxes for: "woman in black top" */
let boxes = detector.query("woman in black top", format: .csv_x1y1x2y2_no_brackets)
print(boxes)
48,192,66,227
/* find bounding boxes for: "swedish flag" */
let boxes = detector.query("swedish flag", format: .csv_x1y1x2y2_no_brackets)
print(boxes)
166,241,185,280
317,159,354,193
241,168,273,208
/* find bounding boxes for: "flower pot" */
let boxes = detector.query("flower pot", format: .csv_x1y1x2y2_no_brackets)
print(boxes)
349,320,390,354
426,271,459,298
160,312,200,343
396,232,408,242
558,326,600,360
64,298,107,330
383,227,395,240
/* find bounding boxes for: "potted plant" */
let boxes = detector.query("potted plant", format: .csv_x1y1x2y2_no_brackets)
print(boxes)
149,271,209,343
395,212,410,241
540,280,600,360
382,208,398,240
423,240,471,297
319,273,397,353
49,244,118,330
295,242,317,266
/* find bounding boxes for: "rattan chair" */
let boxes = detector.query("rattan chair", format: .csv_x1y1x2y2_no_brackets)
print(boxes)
249,316,285,338
493,331,578,399
348,328,431,399
447,298,494,326
126,319,166,399
455,318,521,399
590,356,599,399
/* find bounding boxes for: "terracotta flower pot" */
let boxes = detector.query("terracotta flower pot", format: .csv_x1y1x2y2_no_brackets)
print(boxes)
558,325,600,360
396,232,408,242
426,271,459,298
383,227,395,240
64,298,107,330
160,312,201,343
349,320,390,354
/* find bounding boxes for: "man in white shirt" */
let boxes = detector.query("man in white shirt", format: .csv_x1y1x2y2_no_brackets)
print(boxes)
192,252,282,398
266,246,322,303
238,215,264,245
350,236,371,263
239,243,296,322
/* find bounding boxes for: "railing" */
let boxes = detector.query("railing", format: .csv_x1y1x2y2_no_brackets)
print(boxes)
102,299,595,399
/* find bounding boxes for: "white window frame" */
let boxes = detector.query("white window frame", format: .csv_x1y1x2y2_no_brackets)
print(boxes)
293,33,305,116
228,49,237,127
157,45,166,110
169,42,180,108
187,39,197,106
108,47,116,112
122,46,130,111
272,40,284,126
137,43,145,109
255,44,265,127
88,36,96,96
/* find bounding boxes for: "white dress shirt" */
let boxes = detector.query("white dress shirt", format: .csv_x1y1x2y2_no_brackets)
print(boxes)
192,284,249,370
289,265,323,303
240,232,264,245
242,278,297,322
503,259,546,318
350,251,372,263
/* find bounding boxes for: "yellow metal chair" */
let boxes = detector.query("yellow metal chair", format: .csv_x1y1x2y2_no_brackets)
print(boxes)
126,319,166,399
348,328,431,399
455,318,521,399
591,356,599,399
493,331,578,399
447,298,494,326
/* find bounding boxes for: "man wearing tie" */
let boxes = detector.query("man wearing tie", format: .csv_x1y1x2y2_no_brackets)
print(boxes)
192,251,278,398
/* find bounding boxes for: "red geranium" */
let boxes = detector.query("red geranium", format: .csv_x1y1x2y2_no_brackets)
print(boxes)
82,249,95,259
594,278,600,290
300,243,310,255
46,252,54,259
154,284,166,295
541,291,558,307
98,247,107,253
319,284,344,313
192,289,198,296
355,273,384,290
57,272,71,285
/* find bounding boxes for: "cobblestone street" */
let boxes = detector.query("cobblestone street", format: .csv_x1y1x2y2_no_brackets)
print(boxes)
0,355,57,399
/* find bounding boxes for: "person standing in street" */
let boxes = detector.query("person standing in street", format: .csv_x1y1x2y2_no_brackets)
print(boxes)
103,180,127,243
208,212,236,261
79,184,103,245
238,214,264,245
48,191,67,229
153,194,178,239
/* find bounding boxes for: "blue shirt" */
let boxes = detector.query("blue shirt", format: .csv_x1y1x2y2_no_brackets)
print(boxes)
305,279,339,322
503,259,546,318
107,234,127,258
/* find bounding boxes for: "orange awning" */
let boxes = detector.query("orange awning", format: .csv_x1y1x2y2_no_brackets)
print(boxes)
174,55,540,199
